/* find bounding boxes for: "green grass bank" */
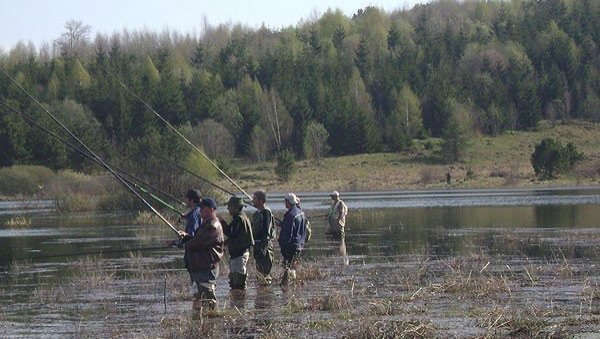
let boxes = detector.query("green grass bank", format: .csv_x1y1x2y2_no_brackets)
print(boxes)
235,120,600,192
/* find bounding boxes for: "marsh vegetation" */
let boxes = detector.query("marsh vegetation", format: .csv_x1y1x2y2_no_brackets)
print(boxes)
1,190,599,338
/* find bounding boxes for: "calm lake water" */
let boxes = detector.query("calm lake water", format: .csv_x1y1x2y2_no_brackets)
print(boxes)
1,187,599,337
2,187,599,267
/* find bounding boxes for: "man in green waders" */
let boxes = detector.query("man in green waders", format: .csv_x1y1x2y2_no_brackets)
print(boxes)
221,196,254,292
251,190,275,285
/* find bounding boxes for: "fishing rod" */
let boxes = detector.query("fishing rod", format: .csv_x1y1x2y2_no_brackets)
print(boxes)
0,68,180,236
119,81,254,201
8,245,170,262
0,102,185,216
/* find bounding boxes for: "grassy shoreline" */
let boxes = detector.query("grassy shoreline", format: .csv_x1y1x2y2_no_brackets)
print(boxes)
234,120,600,193
1,121,599,207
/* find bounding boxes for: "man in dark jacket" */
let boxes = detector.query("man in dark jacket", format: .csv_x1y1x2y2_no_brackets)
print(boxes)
277,192,309,286
184,198,224,309
251,190,275,285
221,196,254,290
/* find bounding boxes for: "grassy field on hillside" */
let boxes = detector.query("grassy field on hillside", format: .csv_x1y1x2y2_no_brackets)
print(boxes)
233,120,600,193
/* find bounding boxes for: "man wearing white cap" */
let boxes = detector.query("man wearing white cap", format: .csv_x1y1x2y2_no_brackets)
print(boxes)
326,191,348,241
277,192,309,286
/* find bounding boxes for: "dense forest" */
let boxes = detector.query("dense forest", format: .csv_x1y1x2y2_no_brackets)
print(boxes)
1,0,599,176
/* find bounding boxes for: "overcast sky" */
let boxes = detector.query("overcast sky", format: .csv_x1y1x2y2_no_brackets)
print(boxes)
0,0,429,51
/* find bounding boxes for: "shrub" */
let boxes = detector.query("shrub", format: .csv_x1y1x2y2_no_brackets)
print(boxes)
303,121,330,160
531,138,584,180
0,165,55,196
275,149,295,182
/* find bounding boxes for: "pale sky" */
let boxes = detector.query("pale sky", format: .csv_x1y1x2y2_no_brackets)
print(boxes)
0,0,429,51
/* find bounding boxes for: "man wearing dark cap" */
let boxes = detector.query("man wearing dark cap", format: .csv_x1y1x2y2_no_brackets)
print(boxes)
278,192,309,286
220,196,254,291
184,197,224,309
326,191,348,241
251,190,275,285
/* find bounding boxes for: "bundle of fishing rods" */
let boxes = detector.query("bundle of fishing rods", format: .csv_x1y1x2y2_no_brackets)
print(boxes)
0,67,256,260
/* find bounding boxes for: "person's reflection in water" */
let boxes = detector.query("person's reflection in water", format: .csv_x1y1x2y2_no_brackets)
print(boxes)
327,233,349,266
338,237,349,266
254,285,275,310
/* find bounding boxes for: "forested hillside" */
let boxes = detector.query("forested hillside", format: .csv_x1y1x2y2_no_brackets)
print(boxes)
1,0,599,174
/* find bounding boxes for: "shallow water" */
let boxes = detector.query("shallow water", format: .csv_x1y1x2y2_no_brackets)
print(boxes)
1,188,599,337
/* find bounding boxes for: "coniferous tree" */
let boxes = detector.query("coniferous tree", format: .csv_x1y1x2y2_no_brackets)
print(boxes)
0,110,30,166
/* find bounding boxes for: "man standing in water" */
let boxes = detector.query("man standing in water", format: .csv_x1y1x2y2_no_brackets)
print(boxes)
184,198,224,309
251,190,275,285
326,191,348,241
179,189,203,240
169,189,202,273
221,196,254,292
278,192,309,286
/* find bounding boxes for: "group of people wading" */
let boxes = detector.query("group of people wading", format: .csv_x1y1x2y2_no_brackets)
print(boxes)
170,189,348,310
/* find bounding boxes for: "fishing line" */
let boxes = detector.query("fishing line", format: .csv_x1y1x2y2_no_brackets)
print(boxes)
0,67,179,236
119,81,253,201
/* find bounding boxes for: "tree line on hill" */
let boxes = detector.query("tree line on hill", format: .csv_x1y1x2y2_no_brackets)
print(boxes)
0,0,599,178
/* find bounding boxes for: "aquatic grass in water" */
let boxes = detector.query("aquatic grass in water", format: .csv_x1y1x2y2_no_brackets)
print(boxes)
3,216,31,227
296,260,326,281
127,251,159,281
70,255,117,288
9,259,33,275
307,292,351,311
55,192,97,212
30,284,69,306
345,319,437,339
166,270,192,301
3,215,600,337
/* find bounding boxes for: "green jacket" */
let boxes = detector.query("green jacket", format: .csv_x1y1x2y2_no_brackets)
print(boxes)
223,212,255,258
252,207,275,244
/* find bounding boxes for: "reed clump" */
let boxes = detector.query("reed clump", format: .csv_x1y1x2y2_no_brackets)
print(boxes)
165,270,191,301
55,192,96,212
428,267,510,297
366,299,395,316
283,295,305,314
307,292,351,311
30,284,69,306
3,216,31,227
9,259,33,275
70,255,117,288
344,319,437,339
297,260,326,281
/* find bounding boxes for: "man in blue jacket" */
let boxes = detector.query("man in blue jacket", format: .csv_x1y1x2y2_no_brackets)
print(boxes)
277,192,309,286
169,189,202,278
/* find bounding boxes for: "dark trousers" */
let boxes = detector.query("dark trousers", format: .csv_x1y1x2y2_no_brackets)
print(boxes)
280,245,300,270
253,240,274,277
